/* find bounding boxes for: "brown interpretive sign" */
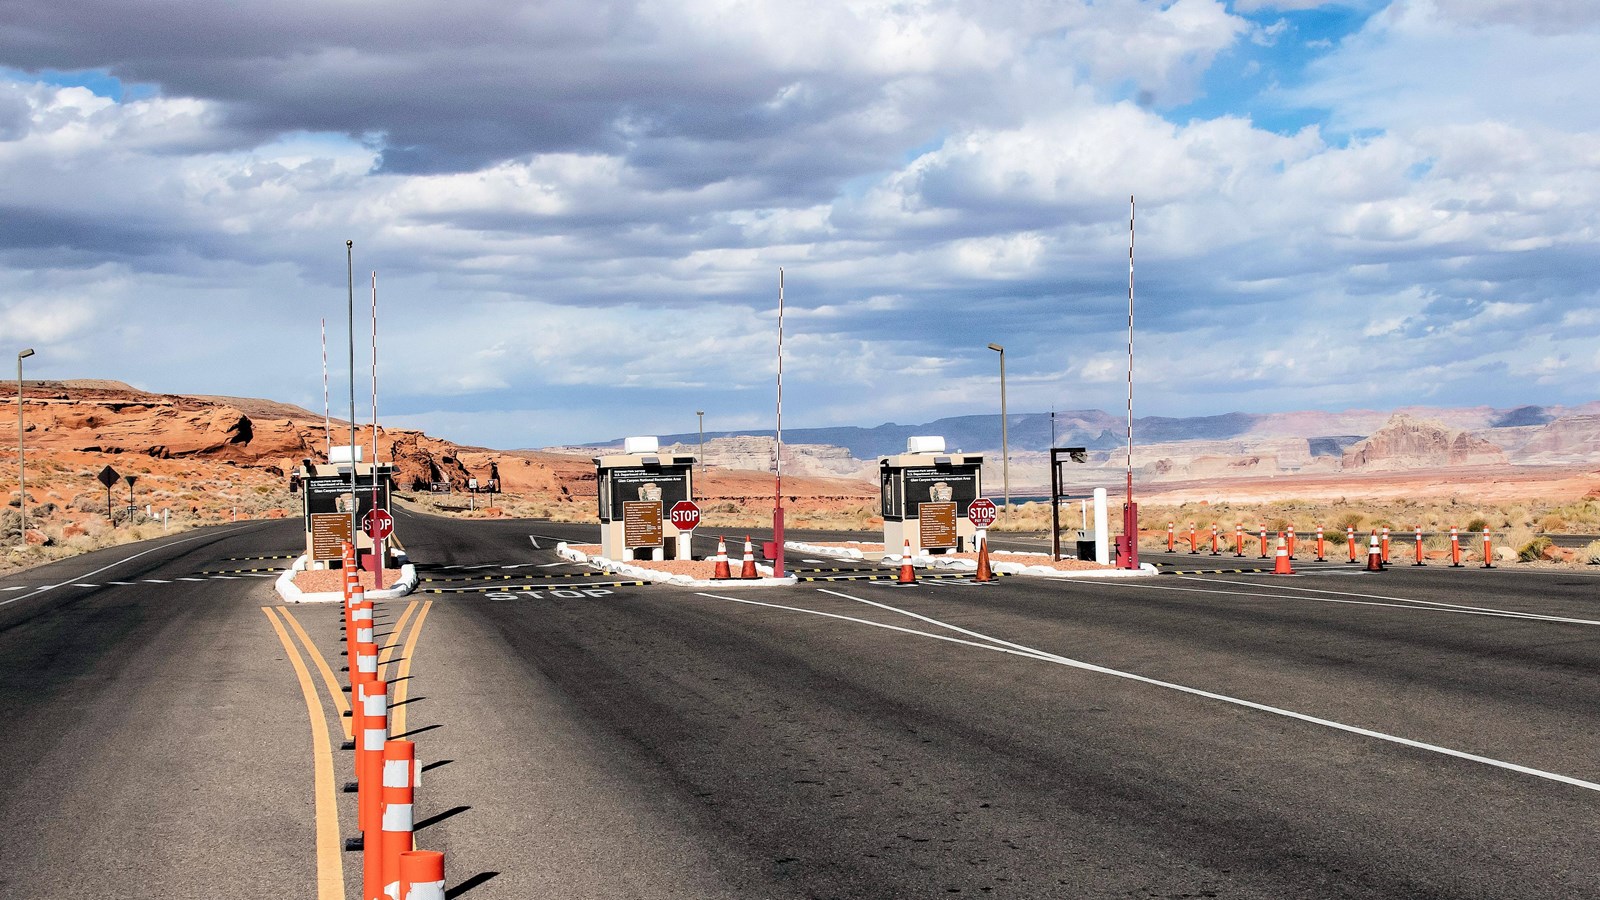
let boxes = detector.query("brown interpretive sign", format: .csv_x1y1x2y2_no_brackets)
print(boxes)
918,501,958,549
311,513,353,561
623,500,664,548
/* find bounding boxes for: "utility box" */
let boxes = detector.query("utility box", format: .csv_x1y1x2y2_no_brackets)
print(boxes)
879,436,984,556
292,446,395,568
595,436,697,561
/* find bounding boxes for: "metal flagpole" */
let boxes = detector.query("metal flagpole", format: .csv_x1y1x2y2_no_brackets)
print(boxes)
371,271,382,589
772,268,785,578
346,241,358,568
1124,196,1138,569
321,318,331,458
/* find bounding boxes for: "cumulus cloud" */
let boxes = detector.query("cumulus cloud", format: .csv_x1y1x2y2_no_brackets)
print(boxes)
0,0,1596,447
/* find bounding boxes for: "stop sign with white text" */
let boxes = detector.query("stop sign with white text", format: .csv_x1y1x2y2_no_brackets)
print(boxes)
967,497,998,529
668,500,701,531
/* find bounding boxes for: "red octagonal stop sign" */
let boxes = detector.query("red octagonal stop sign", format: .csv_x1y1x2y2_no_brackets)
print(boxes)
668,500,702,531
363,508,395,540
967,497,998,529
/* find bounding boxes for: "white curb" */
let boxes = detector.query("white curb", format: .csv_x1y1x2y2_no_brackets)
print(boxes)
274,553,420,603
557,542,798,588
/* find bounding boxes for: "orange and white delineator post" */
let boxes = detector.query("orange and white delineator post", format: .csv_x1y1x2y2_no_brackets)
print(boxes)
1234,523,1245,558
1450,527,1463,567
399,850,445,900
357,678,389,899
1346,526,1357,563
1380,526,1391,564
739,537,758,579
355,673,387,832
1367,533,1383,572
1210,524,1220,556
1315,525,1326,562
1482,527,1494,569
380,739,418,900
1188,524,1198,554
1286,525,1296,558
1273,535,1293,575
349,586,373,648
1413,526,1426,566
1257,525,1268,559
1167,523,1174,553
897,540,916,585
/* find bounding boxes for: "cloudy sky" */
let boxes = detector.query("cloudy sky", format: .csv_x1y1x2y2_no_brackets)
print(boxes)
2,0,1597,448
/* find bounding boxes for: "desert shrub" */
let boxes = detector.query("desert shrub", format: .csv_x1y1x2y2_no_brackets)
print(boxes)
1537,513,1567,533
1585,540,1600,565
1519,536,1553,562
1334,511,1365,532
1463,516,1490,534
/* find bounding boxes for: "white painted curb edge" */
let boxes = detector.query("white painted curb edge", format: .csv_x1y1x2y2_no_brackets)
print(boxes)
558,542,798,589
788,541,1158,579
274,553,420,603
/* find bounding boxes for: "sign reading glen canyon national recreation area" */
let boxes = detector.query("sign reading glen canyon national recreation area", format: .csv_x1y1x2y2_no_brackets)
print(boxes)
302,474,391,521
902,467,979,516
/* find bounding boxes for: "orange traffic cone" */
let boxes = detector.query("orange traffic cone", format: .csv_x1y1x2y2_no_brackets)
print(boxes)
1366,533,1383,571
1273,535,1294,575
712,536,731,580
897,540,916,585
974,538,994,583
739,537,758,579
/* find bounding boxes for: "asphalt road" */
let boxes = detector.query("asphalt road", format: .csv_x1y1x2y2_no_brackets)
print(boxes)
5,509,1600,898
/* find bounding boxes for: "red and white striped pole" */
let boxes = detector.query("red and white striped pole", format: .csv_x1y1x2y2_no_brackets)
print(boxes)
1450,526,1463,567
381,739,417,899
1381,526,1390,564
1482,527,1494,569
399,850,445,900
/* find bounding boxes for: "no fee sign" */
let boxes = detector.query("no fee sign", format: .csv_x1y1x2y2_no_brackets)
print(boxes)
967,497,998,529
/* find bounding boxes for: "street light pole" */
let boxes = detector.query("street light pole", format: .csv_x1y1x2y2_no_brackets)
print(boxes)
986,343,1008,521
17,348,34,544
696,410,705,474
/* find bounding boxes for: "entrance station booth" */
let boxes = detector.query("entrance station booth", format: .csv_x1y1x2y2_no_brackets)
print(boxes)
879,436,984,556
595,437,697,561
292,445,395,570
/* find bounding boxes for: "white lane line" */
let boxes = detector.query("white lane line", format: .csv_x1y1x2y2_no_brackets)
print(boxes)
693,589,1600,796
802,558,825,564
2,586,28,591
1154,577,1600,626
177,577,206,582
72,583,100,588
529,537,542,549
536,562,568,568
211,575,242,580
0,525,253,608
143,579,171,584
108,581,138,586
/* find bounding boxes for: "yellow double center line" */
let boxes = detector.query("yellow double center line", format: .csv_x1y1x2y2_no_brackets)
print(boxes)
263,598,434,900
